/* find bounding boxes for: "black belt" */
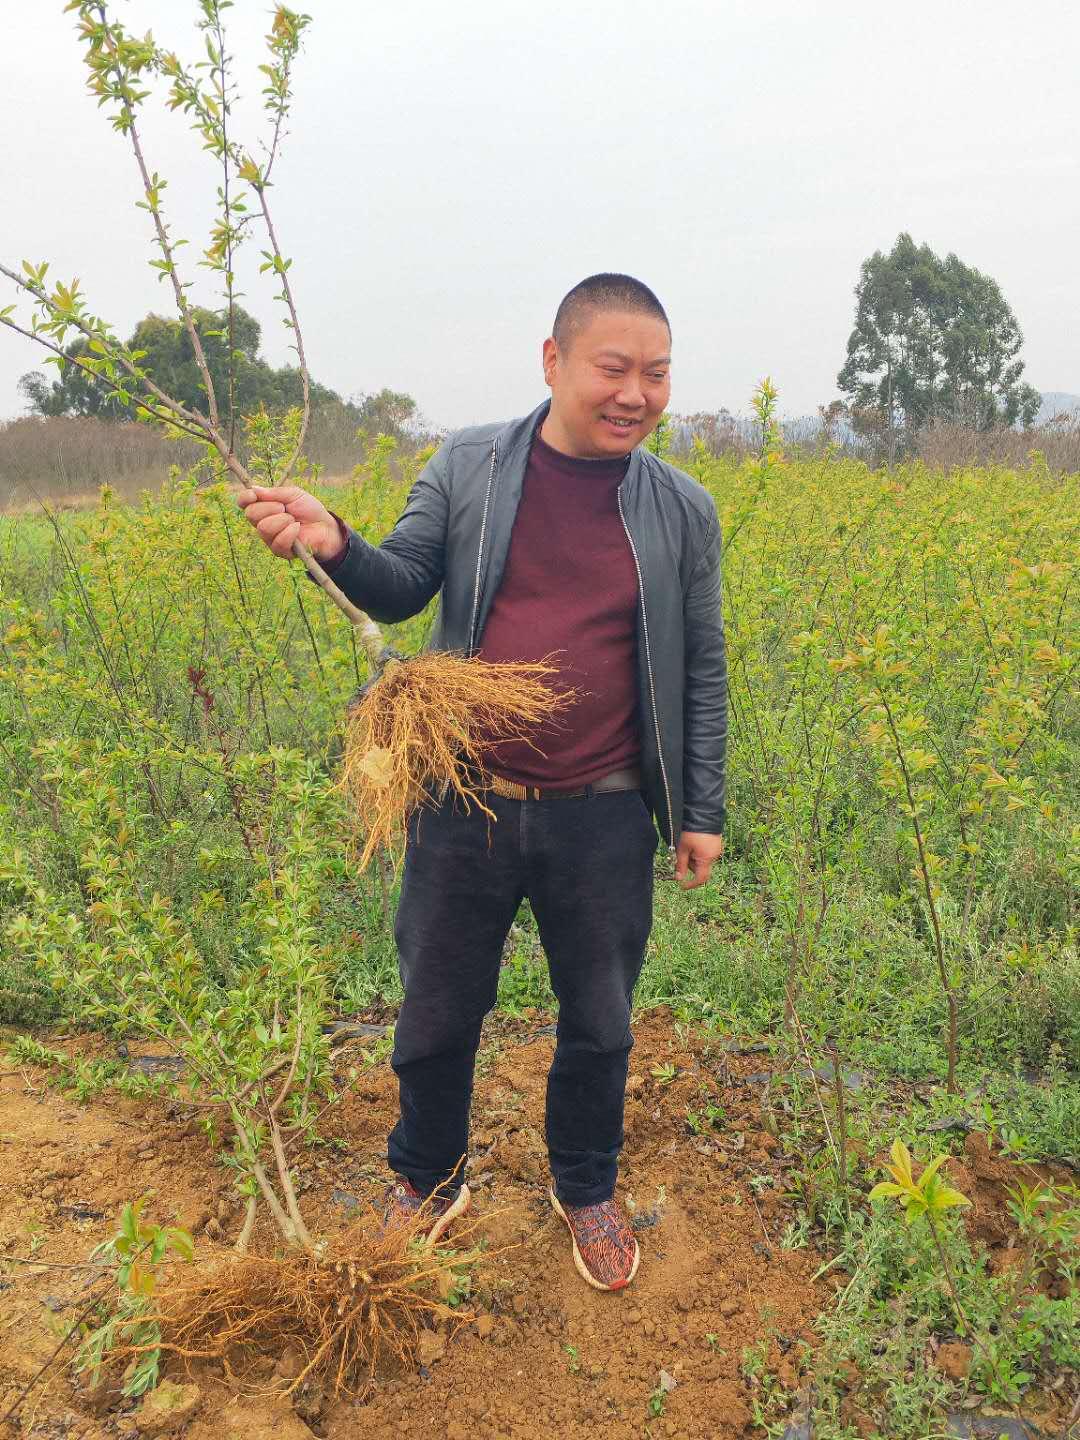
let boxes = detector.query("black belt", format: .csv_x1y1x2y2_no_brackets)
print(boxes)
485,766,643,801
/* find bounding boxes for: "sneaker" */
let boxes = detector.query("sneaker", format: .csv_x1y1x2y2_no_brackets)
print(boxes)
549,1188,641,1291
380,1178,471,1246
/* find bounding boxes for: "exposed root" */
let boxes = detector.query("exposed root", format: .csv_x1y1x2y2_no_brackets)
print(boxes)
115,1204,503,1402
338,651,570,869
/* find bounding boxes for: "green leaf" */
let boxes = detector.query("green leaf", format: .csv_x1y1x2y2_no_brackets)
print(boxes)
120,1202,140,1245
918,1153,950,1188
928,1181,970,1211
868,1181,905,1202
887,1139,916,1189
164,1226,195,1262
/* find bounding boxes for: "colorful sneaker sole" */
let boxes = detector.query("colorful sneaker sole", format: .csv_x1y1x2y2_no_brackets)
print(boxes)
549,1187,641,1291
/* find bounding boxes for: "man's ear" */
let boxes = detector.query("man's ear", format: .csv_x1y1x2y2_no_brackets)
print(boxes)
542,336,558,388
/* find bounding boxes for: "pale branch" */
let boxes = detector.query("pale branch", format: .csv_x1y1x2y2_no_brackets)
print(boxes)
256,1082,315,1255
269,983,304,1118
235,1194,257,1255
878,688,958,1095
260,9,308,185
212,9,240,455
0,260,212,435
250,1153,302,1247
228,1104,301,1248
91,2,220,430
262,85,288,186
253,184,309,484
293,540,386,668
264,1090,316,1252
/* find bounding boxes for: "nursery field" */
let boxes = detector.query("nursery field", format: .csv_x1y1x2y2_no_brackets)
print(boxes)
0,442,1077,1439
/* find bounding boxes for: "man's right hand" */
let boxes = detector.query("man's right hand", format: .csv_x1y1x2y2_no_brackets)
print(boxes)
236,484,345,561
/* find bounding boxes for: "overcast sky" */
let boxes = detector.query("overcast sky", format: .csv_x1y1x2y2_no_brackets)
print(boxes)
2,0,1077,430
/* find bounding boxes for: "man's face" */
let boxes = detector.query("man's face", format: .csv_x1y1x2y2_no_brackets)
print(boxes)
541,308,672,460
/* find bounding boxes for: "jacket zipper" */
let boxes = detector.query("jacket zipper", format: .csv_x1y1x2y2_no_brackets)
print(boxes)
468,440,499,653
618,485,676,850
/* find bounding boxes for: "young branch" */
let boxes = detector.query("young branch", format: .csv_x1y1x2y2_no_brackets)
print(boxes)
252,184,309,483
87,3,219,429
0,305,207,442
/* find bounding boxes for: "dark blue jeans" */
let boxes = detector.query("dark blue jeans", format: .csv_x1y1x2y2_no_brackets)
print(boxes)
387,786,658,1207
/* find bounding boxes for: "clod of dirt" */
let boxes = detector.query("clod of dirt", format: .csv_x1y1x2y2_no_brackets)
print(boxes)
273,1345,306,1383
134,1378,202,1435
933,1342,973,1382
186,1395,316,1440
417,1330,447,1367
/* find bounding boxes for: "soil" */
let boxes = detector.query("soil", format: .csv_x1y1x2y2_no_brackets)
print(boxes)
0,1009,1072,1440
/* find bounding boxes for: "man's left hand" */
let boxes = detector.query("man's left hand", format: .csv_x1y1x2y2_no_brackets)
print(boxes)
674,831,725,890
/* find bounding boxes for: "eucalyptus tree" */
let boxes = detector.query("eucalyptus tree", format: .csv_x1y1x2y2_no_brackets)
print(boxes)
838,233,1040,458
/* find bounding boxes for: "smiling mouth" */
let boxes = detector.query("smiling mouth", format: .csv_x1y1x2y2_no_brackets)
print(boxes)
601,415,641,429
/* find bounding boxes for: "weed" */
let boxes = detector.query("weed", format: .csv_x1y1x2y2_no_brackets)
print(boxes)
740,1335,785,1427
686,1101,726,1135
76,1197,194,1398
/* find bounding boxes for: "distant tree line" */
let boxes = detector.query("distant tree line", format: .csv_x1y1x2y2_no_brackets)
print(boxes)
18,302,419,440
16,242,1048,475
837,233,1041,459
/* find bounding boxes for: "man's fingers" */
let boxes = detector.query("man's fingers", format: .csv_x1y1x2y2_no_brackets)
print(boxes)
268,520,301,557
251,485,307,503
679,858,712,891
674,831,724,890
243,500,287,526
257,512,301,556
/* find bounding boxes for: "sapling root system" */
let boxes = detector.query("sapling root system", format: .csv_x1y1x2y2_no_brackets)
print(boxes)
338,651,571,870
117,1203,497,1401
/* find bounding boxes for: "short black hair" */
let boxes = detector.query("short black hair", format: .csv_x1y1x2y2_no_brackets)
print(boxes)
552,273,671,349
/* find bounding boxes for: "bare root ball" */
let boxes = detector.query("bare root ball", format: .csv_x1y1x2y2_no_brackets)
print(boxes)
338,652,569,869
124,1208,486,1401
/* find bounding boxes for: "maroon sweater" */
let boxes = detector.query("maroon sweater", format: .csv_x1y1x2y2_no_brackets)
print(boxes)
474,431,640,787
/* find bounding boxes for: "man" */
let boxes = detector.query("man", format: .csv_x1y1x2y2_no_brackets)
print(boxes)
238,273,727,1291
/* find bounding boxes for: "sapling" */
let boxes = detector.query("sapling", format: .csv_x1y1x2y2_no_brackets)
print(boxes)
868,1138,1032,1399
0,0,566,873
0,741,335,1254
0,4,561,1401
830,624,961,1091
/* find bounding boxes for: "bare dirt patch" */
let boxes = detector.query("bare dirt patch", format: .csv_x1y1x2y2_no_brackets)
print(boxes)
1,1012,1070,1438
0,1011,824,1438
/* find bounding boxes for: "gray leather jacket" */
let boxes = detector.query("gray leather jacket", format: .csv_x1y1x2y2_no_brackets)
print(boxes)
326,400,728,846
